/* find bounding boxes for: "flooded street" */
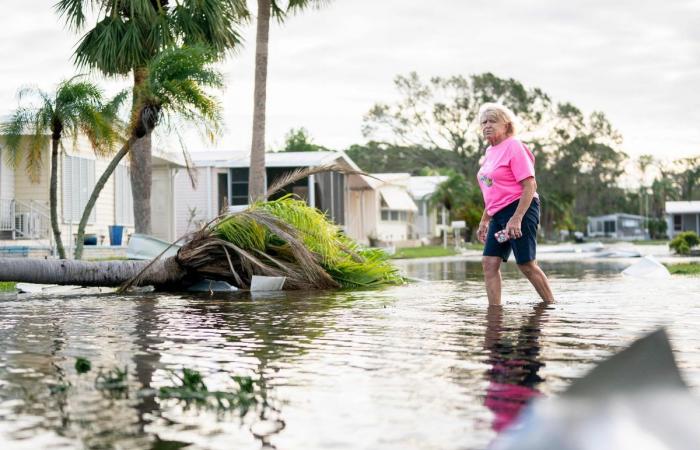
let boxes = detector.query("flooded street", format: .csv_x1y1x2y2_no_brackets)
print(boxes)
1,259,699,449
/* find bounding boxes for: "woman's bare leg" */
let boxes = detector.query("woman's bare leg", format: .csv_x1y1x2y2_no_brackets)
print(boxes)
482,256,503,305
517,260,554,303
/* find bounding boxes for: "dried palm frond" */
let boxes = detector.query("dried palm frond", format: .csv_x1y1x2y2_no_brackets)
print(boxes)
265,163,378,198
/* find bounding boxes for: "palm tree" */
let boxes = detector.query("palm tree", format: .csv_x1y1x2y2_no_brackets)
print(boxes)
73,45,225,260
0,195,403,290
56,0,247,234
248,0,328,202
1,77,120,259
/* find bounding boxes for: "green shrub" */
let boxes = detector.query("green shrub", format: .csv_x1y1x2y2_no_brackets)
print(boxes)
669,231,700,255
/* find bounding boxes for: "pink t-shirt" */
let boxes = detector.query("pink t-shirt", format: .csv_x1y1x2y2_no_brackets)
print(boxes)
477,137,538,216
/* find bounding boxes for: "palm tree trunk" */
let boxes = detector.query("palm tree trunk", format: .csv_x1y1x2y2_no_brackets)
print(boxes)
248,0,271,203
131,68,153,234
74,138,135,260
0,256,186,288
131,132,152,234
50,138,66,259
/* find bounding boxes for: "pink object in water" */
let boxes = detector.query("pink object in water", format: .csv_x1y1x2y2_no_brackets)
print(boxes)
485,381,541,432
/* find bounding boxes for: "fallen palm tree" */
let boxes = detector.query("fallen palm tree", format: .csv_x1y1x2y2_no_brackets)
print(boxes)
0,168,403,291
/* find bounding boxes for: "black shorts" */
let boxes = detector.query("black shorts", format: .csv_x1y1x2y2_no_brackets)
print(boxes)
483,199,540,264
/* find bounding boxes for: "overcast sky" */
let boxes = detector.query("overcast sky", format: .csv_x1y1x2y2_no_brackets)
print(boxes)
1,0,699,163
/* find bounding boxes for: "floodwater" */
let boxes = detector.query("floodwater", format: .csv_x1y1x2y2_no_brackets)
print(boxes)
1,259,699,449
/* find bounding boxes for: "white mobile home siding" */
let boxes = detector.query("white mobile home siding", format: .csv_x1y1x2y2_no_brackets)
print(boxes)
174,167,217,238
0,148,15,200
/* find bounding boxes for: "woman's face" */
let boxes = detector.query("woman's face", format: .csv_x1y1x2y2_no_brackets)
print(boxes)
480,112,509,145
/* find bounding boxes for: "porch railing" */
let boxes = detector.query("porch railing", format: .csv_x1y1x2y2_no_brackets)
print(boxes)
0,198,51,240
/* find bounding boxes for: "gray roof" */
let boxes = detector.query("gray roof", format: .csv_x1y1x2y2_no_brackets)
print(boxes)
407,176,448,199
666,201,700,214
191,150,360,170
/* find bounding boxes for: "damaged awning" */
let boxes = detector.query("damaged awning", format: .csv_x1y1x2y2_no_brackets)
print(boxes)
379,187,418,211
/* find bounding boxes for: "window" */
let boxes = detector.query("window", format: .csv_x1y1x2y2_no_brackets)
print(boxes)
674,215,682,231
62,155,95,223
381,209,407,222
115,165,134,226
604,220,616,234
230,168,249,205
436,207,445,225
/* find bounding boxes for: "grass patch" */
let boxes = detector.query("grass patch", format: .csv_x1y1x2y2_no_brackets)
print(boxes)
0,282,16,292
664,262,700,275
463,242,485,251
392,246,458,259
632,240,670,245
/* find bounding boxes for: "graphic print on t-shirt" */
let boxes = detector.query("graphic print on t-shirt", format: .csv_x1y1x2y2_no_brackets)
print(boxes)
479,173,493,187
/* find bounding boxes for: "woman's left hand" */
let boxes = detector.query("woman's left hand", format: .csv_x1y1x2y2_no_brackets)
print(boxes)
505,215,523,239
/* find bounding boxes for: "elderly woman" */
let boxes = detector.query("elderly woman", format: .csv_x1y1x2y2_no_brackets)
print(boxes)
476,103,554,305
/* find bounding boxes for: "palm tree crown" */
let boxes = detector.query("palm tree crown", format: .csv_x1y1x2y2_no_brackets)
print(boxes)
1,77,122,258
56,0,248,75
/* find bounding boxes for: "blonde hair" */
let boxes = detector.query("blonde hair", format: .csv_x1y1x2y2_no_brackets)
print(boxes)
478,103,519,137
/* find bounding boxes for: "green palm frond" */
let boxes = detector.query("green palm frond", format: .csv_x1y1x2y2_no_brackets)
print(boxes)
1,77,125,179
61,0,247,75
55,0,89,30
143,45,224,134
271,0,328,21
174,195,403,291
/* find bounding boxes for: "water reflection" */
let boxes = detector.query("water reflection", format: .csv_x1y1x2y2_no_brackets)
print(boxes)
484,303,549,432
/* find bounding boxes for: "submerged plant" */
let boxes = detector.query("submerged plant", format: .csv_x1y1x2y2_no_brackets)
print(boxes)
158,368,258,415
75,357,91,374
95,366,129,396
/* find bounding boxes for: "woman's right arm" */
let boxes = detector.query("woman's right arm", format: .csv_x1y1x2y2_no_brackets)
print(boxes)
477,210,492,243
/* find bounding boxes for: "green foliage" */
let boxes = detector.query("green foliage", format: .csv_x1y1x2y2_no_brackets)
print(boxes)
0,77,122,181
56,0,247,76
95,366,129,396
144,45,224,128
159,368,258,413
0,282,16,292
670,231,700,255
646,218,668,240
362,72,551,167
429,170,483,236
213,196,404,289
345,142,469,175
665,262,700,275
392,246,458,259
75,357,92,374
279,127,328,152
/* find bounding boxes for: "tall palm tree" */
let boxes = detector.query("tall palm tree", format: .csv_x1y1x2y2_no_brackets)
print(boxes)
248,0,328,202
73,45,225,260
1,77,120,259
56,0,248,234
